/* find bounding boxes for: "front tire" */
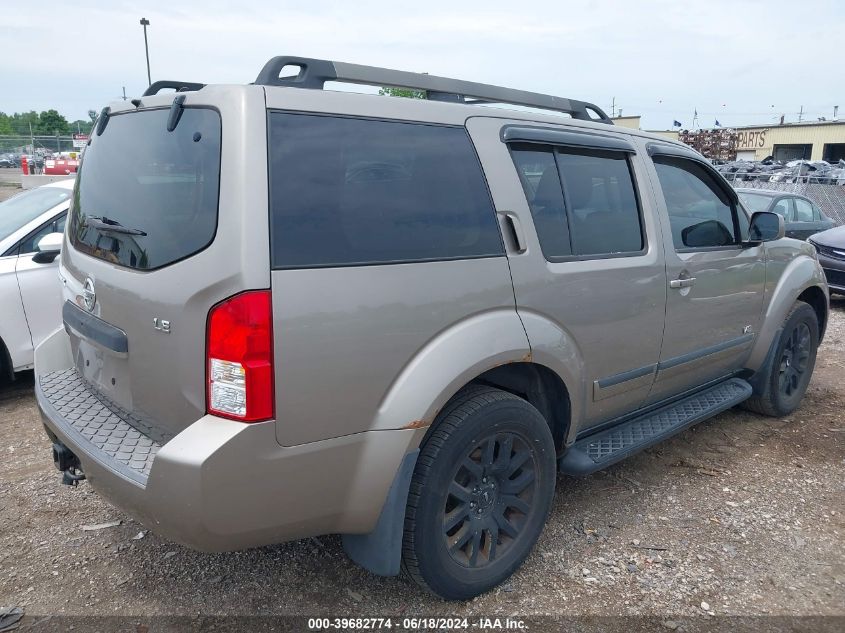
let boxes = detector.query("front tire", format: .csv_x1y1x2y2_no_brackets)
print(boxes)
745,301,819,417
401,387,556,600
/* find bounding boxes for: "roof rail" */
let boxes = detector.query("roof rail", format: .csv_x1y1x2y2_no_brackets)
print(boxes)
254,56,612,124
142,80,206,97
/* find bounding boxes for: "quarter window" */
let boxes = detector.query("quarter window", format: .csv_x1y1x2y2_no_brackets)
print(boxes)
511,144,643,259
268,113,503,268
653,157,740,250
511,146,571,257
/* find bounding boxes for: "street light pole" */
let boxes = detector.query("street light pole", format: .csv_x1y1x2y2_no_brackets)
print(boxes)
140,17,151,87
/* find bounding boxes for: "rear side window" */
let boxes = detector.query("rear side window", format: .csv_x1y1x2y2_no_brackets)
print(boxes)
268,113,502,268
511,144,643,258
69,108,221,270
557,150,643,256
793,198,815,222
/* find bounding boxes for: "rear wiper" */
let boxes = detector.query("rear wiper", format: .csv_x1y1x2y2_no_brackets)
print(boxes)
85,216,147,236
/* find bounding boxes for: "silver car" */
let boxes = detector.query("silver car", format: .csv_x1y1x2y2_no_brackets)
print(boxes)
0,179,73,378
35,57,828,600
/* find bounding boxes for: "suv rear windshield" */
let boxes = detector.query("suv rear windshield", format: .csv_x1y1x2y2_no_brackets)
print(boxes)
69,108,221,270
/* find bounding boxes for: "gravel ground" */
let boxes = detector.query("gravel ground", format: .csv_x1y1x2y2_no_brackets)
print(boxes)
0,183,21,202
0,298,843,619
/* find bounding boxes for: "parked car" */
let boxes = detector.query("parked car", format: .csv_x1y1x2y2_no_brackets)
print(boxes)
0,179,73,378
809,226,845,295
735,189,836,240
35,57,829,601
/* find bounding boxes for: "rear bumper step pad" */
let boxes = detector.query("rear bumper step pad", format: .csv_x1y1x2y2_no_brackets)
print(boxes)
37,368,164,485
559,378,752,476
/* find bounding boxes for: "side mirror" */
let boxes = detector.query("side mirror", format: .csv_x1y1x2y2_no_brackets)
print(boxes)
681,220,735,248
747,211,785,244
32,232,64,264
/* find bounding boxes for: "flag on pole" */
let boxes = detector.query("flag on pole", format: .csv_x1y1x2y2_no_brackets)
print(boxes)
673,120,682,127
715,119,721,127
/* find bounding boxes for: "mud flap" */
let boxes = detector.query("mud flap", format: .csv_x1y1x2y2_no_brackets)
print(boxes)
747,327,783,395
341,449,419,576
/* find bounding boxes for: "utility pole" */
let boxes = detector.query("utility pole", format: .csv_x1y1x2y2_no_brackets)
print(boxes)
611,97,616,118
835,105,839,120
122,86,127,101
140,18,151,87
798,105,804,122
28,122,34,155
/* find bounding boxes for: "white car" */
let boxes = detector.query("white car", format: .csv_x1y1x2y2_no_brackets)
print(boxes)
0,179,74,378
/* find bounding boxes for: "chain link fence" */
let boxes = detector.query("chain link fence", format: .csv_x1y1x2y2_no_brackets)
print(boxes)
724,174,845,226
0,134,78,154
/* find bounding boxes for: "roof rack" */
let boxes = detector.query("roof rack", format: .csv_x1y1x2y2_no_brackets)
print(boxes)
254,56,612,124
142,80,206,97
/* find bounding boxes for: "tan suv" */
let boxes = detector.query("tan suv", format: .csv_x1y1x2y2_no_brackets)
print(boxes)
36,56,829,600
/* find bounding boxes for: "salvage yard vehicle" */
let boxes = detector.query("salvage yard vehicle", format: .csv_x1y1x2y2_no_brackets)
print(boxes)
809,226,845,295
736,188,836,240
35,56,829,600
0,179,73,378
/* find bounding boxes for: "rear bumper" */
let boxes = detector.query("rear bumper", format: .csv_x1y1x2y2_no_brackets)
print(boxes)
35,328,421,552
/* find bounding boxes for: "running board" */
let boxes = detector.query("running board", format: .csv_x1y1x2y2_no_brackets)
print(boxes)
558,378,752,476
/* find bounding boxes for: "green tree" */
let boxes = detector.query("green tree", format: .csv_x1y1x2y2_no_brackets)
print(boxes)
379,86,426,99
70,119,93,135
10,111,39,135
36,109,70,135
0,113,13,135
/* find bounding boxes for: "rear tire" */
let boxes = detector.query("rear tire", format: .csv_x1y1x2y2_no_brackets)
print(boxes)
401,387,556,600
744,301,818,417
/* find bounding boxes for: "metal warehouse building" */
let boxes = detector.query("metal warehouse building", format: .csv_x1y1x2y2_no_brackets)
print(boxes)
646,120,845,163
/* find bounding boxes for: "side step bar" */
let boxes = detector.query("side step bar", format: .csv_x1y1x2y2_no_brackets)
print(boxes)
559,378,752,476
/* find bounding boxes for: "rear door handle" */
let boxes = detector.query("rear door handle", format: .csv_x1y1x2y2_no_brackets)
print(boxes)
499,211,527,254
669,277,696,289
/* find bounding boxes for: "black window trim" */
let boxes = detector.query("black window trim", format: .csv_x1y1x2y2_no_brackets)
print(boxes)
651,151,746,253
501,125,637,154
647,141,740,206
507,142,649,264
265,109,506,270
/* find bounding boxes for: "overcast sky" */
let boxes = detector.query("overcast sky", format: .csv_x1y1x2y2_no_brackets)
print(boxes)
3,0,843,130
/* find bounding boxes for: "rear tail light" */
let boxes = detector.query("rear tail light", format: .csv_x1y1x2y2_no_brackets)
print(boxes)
206,290,274,422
